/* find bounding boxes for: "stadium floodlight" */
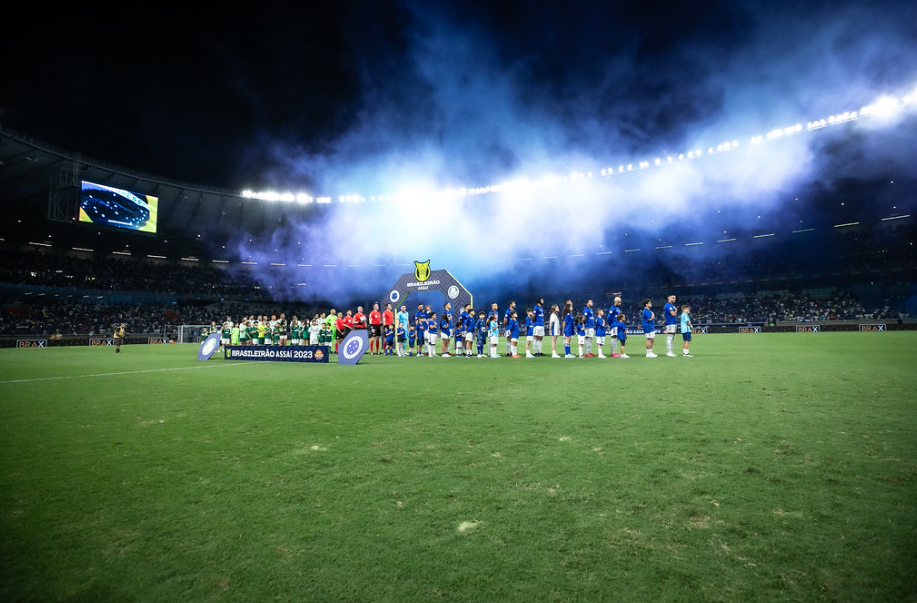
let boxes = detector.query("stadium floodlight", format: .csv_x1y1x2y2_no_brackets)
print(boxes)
865,95,900,119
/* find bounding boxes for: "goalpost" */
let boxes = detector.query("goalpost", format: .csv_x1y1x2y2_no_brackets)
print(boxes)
177,325,213,344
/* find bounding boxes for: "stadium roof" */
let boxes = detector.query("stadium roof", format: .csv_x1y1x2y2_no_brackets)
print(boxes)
0,125,320,257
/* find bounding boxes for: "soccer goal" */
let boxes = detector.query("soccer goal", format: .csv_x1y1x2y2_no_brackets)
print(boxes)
177,325,213,344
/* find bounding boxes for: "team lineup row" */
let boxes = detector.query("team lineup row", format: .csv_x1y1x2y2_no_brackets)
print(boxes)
206,295,696,359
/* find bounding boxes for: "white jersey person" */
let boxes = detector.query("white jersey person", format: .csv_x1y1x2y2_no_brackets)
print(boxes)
548,304,561,358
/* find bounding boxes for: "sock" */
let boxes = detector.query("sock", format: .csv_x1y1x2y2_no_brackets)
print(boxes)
578,344,583,356
565,345,570,355
667,335,674,353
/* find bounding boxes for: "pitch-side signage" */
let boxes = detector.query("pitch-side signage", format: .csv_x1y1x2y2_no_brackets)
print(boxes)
223,345,329,363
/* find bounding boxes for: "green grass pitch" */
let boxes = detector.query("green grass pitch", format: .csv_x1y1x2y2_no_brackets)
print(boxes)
1,333,915,602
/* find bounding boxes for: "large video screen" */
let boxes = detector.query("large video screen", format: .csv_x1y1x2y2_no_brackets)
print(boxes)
79,181,158,234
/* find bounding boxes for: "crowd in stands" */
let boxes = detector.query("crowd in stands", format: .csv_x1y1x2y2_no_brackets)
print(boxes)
1,230,913,338
1,289,909,338
0,252,262,298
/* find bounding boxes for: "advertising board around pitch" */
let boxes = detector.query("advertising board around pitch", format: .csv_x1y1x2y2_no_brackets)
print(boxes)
223,345,330,363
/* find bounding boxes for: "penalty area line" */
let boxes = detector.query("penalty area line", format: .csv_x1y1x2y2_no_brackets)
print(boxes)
0,362,252,385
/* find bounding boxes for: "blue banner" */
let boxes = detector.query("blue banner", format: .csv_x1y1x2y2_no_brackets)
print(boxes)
223,345,330,363
198,332,222,360
338,330,369,365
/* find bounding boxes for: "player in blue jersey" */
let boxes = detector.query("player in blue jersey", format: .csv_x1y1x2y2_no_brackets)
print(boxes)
408,325,416,356
532,298,545,356
663,294,679,357
384,324,395,355
440,311,452,357
474,310,487,357
641,299,658,358
507,310,521,358
563,301,575,358
414,304,427,356
415,310,426,356
615,313,629,358
488,302,499,322
463,304,474,357
583,300,596,357
524,308,535,358
575,313,586,358
595,308,607,358
503,300,516,357
608,296,622,357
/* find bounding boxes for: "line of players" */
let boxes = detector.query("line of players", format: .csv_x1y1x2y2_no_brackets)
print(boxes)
362,295,694,359
207,295,695,359
208,313,334,348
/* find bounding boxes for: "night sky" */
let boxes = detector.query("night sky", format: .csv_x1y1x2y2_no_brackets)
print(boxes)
3,0,916,298
4,1,914,190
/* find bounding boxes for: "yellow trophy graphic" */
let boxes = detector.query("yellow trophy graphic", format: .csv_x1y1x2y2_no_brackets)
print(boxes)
414,260,431,282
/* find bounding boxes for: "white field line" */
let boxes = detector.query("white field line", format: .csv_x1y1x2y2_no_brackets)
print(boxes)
0,362,251,385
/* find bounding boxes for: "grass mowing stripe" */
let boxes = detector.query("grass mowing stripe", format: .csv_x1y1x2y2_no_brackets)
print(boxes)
0,361,253,385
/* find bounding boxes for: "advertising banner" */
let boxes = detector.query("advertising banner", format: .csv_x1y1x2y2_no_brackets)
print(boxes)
197,332,222,361
337,329,369,365
224,345,329,363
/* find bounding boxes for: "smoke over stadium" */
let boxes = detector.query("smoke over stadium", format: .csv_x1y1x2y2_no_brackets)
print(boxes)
221,0,917,301
2,0,916,309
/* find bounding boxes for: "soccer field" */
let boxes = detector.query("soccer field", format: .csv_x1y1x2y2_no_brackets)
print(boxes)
1,333,915,602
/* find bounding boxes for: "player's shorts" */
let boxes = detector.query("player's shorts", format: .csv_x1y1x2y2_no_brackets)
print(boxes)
526,335,533,342
441,333,450,341
610,327,618,338
577,335,585,345
428,334,437,345
665,324,677,334
490,336,499,344
371,325,382,336
586,328,595,338
221,338,230,345
682,332,692,342
464,332,473,342
533,326,544,337
597,336,605,345
397,335,405,342
645,331,656,340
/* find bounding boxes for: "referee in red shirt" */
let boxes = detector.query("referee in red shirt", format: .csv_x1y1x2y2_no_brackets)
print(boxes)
368,302,382,354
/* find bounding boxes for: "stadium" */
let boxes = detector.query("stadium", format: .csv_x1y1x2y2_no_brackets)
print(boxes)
2,1,916,601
